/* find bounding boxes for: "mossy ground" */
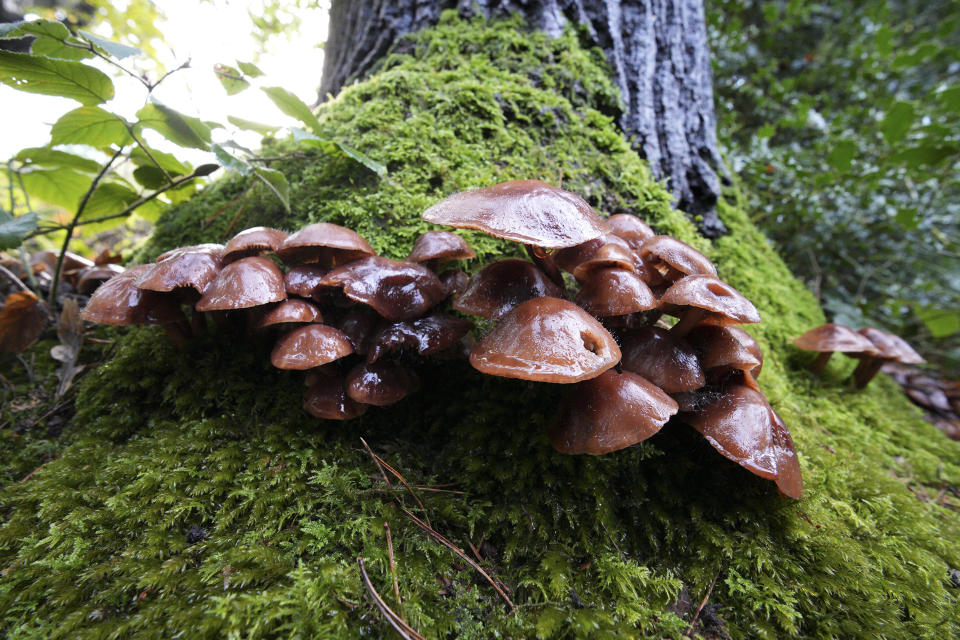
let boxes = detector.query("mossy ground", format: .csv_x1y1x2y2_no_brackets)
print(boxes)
2,13,959,639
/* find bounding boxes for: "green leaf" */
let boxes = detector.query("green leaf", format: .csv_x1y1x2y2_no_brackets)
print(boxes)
30,36,95,60
14,147,100,173
827,139,856,172
875,25,893,56
78,30,141,59
937,86,960,112
915,306,960,338
881,101,915,145
334,142,387,177
893,144,957,167
129,145,189,175
214,63,249,95
756,123,775,139
50,106,130,148
227,115,280,135
0,18,70,41
210,143,252,175
0,211,38,250
82,182,139,219
236,61,263,78
895,208,918,230
291,128,388,177
132,166,168,190
0,51,114,105
136,102,212,150
262,86,321,134
19,168,92,209
253,167,290,213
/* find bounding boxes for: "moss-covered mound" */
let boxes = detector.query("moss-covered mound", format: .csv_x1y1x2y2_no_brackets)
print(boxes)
2,13,958,639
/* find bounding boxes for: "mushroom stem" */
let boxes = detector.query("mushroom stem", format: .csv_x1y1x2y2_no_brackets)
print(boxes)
668,308,707,341
161,323,190,350
525,244,566,291
851,356,886,389
810,351,833,375
190,308,207,334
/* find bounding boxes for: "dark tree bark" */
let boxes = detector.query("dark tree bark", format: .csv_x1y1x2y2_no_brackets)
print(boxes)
320,0,728,237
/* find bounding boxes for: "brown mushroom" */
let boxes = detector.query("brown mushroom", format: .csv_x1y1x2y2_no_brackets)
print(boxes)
687,325,762,381
367,313,473,363
195,256,287,312
284,265,328,299
76,264,125,295
303,376,368,420
277,222,375,267
137,244,225,295
452,259,564,320
619,326,705,393
335,306,381,355
438,269,469,298
81,266,188,343
850,327,925,388
549,369,678,454
553,233,632,275
637,235,716,288
270,324,354,369
346,360,421,406
727,326,764,379
407,231,476,270
659,275,760,340
223,227,288,263
792,323,878,375
571,243,640,282
605,214,655,250
574,268,657,318
256,299,322,330
469,297,621,383
318,256,445,321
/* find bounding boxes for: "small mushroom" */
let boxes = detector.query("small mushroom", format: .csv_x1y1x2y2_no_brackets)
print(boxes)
850,327,925,388
76,264,125,295
137,244,225,295
284,265,328,298
469,297,621,383
223,227,288,263
619,326,705,393
687,325,762,382
335,306,381,355
659,275,760,340
452,259,564,320
256,299,323,330
637,235,716,288
792,323,878,375
407,231,476,271
346,360,421,406
605,214,655,250
303,376,368,420
319,256,446,321
195,256,287,312
549,369,678,455
81,266,188,343
270,324,354,369
367,313,473,363
553,233,633,275
277,222,375,267
726,326,764,379
571,243,640,282
438,269,469,298
574,268,657,318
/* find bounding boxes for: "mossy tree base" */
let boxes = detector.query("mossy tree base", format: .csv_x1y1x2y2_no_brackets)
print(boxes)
2,13,958,639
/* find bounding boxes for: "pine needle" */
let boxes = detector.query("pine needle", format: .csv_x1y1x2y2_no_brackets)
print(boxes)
357,557,425,640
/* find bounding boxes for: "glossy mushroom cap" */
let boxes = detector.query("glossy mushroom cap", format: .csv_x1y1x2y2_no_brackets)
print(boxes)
660,275,761,326
727,327,764,379
76,264,125,295
619,326,705,393
553,234,632,274
137,244,225,294
195,256,286,312
574,268,657,318
687,325,762,376
550,369,679,454
367,314,473,363
794,324,878,355
319,256,445,322
277,222,375,267
270,324,354,369
81,266,183,325
422,180,608,248
346,361,421,406
452,259,564,320
257,299,322,329
439,269,469,298
470,297,621,383
571,243,639,282
223,227,288,263
606,214,655,250
284,265,328,298
684,385,802,498
638,236,717,283
407,231,476,266
859,327,924,364
336,306,381,355
303,376,368,420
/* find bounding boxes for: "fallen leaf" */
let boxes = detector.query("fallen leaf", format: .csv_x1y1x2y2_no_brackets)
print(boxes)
0,291,48,353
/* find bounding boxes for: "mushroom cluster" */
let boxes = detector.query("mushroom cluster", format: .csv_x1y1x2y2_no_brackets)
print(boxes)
81,179,802,498
793,323,925,388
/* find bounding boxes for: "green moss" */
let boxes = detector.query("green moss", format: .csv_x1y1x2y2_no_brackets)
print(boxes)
2,12,958,639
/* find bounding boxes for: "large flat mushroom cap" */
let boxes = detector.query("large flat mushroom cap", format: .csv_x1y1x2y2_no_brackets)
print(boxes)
407,231,476,265
137,244,224,294
270,324,354,369
793,324,877,354
660,275,761,325
223,227,288,263
470,297,621,383
319,256,446,321
82,266,182,325
277,222,375,267
422,180,608,249
550,369,678,455
452,258,564,320
195,256,286,311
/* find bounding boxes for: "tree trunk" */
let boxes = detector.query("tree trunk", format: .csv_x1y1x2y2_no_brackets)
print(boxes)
320,0,728,237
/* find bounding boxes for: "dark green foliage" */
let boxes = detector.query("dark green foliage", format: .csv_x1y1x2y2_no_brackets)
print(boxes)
2,12,958,639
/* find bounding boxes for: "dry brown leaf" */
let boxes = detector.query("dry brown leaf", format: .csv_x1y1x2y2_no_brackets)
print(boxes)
0,291,48,353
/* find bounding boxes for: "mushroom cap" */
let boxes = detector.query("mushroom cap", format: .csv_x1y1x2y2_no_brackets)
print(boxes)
346,360,421,406
619,326,705,393
137,244,225,294
638,236,717,279
270,324,354,369
335,306,381,355
195,256,286,312
571,243,640,282
727,327,764,379
284,265,328,298
574,268,657,318
685,385,802,498
81,266,183,326
277,222,376,267
469,297,621,383
257,299,323,329
659,275,760,326
553,234,632,274
606,214,655,250
793,324,878,355
407,231,476,265
549,369,678,455
76,264,125,295
303,376,368,420
319,256,446,321
368,313,473,363
421,180,608,249
687,325,762,375
858,327,925,364
223,227,288,263
439,269,469,298
31,249,93,276
452,258,564,320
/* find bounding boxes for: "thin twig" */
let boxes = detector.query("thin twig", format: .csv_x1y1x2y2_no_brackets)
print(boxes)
360,437,392,487
600,520,624,558
0,263,30,294
371,453,430,526
399,506,515,611
357,557,425,640
686,572,720,637
126,125,172,182
384,522,401,608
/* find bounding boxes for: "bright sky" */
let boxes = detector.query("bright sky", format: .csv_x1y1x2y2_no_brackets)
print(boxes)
0,0,329,161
